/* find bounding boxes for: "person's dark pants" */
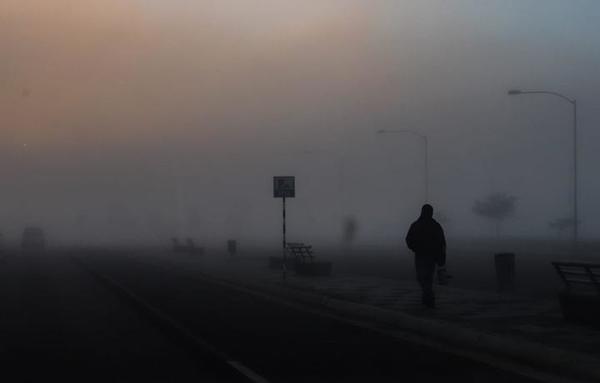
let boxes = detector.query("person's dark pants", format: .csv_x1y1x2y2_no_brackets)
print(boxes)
415,256,436,307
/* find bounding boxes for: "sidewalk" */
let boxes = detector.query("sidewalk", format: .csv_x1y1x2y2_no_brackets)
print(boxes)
145,253,600,381
187,255,600,359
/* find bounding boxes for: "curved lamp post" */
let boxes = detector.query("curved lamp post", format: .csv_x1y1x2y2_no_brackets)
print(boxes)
376,129,429,203
508,89,578,244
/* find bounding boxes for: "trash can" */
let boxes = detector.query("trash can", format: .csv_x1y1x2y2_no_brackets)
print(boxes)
227,240,237,256
495,253,515,292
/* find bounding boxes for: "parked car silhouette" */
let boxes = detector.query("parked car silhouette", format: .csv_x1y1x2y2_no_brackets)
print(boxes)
21,227,46,251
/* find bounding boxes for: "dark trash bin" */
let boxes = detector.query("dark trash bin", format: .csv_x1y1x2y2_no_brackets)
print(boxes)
227,240,237,256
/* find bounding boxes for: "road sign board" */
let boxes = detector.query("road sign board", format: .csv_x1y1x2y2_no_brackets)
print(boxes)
273,176,295,198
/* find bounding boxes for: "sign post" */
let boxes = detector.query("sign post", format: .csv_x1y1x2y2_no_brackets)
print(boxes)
273,176,295,281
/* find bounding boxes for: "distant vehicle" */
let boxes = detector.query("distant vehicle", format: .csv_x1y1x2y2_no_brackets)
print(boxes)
21,227,46,251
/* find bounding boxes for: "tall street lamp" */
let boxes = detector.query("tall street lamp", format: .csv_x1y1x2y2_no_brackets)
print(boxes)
507,89,578,245
376,129,429,203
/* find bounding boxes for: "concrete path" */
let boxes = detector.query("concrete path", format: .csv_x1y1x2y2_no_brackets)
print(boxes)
182,255,600,359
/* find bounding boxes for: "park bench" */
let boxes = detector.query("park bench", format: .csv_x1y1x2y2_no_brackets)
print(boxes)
286,242,315,264
552,261,600,327
268,242,308,270
171,237,204,256
268,242,332,276
287,242,331,276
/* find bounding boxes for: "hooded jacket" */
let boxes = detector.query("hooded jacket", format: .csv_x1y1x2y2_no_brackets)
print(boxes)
405,206,446,265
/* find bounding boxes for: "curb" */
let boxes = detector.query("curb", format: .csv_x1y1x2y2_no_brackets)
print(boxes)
205,273,600,383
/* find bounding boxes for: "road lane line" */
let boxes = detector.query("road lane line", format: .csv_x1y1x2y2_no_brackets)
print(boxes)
71,257,271,383
227,361,270,383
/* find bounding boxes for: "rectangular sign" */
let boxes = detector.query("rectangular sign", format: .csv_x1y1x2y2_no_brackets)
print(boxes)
273,176,295,198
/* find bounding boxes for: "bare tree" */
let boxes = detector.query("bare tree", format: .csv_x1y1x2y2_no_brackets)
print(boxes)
473,193,517,237
549,217,577,238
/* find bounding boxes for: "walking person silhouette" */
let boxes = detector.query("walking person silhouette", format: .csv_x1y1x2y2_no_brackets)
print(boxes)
405,204,447,308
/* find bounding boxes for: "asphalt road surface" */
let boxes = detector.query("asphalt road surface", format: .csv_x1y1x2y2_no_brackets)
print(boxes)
0,253,243,382
67,251,541,383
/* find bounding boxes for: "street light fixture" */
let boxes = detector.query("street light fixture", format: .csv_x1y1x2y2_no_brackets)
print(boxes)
376,129,429,203
507,88,579,246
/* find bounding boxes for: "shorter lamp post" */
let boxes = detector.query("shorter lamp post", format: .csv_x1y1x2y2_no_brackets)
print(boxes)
507,89,578,246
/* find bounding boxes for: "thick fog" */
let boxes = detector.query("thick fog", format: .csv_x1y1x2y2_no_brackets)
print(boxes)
1,1,600,246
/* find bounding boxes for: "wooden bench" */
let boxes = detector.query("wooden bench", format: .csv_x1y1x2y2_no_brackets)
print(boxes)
286,243,315,264
268,243,311,270
552,261,600,327
171,237,204,256
287,242,331,276
268,243,332,276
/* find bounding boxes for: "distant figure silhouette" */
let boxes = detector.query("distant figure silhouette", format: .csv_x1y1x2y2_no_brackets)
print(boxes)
405,204,446,308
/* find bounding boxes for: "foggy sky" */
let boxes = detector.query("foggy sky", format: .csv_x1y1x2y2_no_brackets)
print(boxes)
1,1,600,246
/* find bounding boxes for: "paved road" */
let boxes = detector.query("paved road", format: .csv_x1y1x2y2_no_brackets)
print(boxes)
0,254,241,382
78,253,541,383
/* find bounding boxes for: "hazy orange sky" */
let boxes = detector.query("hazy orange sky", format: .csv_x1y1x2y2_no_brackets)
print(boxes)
1,1,599,243
3,0,598,150
1,1,377,148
